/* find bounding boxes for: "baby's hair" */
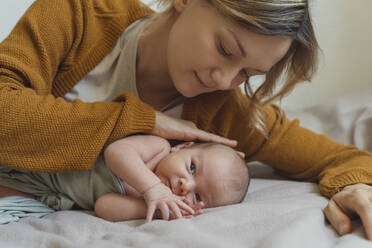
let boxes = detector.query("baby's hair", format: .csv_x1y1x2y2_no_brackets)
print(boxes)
192,142,250,205
219,144,250,204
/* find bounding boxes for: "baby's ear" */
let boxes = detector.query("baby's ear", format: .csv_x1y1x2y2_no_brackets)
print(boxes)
236,151,245,159
170,142,194,153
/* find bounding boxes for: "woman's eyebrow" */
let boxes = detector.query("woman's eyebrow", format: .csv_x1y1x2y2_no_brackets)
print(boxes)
227,28,268,74
228,28,246,57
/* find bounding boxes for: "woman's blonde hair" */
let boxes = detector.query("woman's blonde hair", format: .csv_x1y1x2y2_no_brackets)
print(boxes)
149,0,319,136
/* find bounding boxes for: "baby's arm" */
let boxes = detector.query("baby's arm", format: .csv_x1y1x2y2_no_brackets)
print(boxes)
104,135,170,195
95,193,200,221
103,135,194,221
95,193,147,221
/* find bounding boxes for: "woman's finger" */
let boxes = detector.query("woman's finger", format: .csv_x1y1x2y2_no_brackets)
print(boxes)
349,196,372,240
181,127,237,147
152,111,237,147
191,130,237,147
323,199,351,235
324,184,372,240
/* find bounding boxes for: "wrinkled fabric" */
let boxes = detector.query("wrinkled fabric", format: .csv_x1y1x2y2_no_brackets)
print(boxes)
0,196,54,224
0,155,124,211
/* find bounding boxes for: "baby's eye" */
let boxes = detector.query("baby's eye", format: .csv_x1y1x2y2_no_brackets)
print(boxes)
190,163,196,175
194,193,201,202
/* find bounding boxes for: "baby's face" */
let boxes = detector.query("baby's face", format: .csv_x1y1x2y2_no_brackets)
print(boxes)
154,143,242,209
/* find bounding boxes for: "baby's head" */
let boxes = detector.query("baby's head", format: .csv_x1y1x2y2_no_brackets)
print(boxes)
154,142,250,209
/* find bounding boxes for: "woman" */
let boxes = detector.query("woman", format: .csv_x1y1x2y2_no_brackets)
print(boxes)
0,0,371,239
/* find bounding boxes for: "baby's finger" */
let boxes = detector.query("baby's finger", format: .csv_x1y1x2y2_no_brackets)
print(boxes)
182,197,192,207
159,202,170,220
181,208,202,217
177,199,195,215
194,201,205,210
169,202,182,219
194,209,203,216
146,204,157,222
180,209,189,216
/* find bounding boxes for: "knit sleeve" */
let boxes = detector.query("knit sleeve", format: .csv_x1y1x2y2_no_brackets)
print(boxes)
0,0,155,172
183,89,372,198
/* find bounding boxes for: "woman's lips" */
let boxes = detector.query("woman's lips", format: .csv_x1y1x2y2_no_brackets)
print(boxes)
194,71,211,88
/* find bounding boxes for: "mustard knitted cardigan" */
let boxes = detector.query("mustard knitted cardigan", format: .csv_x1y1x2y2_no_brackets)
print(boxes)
0,0,371,197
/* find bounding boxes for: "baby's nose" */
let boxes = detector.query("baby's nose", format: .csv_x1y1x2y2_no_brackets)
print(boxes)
178,178,194,196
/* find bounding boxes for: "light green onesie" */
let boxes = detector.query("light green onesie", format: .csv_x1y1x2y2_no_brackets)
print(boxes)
0,155,124,211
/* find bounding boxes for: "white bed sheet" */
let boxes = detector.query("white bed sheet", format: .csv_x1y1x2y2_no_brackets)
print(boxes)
0,163,370,248
1,89,372,247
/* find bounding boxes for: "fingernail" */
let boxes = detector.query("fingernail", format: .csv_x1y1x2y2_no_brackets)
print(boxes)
338,224,348,235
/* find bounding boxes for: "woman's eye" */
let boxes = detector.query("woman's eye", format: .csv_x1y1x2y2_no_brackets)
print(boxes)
219,43,232,57
241,69,249,80
194,193,201,202
190,163,196,175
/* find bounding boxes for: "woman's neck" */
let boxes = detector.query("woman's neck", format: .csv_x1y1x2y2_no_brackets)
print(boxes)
136,13,181,110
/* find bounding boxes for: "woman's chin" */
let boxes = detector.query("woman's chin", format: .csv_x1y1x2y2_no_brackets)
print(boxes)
177,87,202,98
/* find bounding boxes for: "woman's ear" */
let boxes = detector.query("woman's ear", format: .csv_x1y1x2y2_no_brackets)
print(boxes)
171,142,194,153
236,151,245,159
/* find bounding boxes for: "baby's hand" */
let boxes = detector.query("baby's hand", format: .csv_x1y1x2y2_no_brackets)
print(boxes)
143,182,195,222
179,199,204,219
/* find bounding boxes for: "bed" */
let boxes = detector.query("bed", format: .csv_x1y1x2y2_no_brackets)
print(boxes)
1,1,372,246
1,88,372,248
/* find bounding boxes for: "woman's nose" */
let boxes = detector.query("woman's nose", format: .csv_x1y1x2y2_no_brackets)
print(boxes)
211,66,239,90
178,178,194,196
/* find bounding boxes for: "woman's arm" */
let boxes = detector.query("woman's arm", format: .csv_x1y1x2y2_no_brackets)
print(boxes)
104,135,171,192
0,0,156,173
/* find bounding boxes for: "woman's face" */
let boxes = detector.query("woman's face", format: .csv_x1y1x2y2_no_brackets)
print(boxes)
167,0,292,97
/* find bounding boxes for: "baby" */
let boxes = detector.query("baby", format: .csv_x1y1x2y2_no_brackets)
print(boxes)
0,135,249,222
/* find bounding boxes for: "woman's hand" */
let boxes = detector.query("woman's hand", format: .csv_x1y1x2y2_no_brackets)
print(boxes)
323,183,372,240
150,111,237,147
143,182,195,222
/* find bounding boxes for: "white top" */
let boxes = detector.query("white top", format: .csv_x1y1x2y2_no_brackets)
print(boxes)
61,17,184,198
64,17,183,118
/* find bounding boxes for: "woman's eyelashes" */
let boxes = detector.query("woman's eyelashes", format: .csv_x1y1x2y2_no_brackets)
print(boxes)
219,42,249,80
219,42,232,57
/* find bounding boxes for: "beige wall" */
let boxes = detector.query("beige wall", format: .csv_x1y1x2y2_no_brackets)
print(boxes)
1,0,371,109
280,0,372,109
0,1,35,42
